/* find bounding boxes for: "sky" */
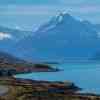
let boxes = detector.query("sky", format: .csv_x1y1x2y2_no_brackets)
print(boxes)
0,0,100,31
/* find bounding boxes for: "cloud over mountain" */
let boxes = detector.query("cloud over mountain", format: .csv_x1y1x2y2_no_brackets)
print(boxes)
0,32,12,40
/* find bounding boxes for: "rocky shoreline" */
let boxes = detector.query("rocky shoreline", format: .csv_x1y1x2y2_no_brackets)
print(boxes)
0,63,59,76
0,63,100,100
0,77,100,100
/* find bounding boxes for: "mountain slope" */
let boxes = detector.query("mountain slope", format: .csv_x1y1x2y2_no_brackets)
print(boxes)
0,51,26,64
12,13,100,61
0,26,32,51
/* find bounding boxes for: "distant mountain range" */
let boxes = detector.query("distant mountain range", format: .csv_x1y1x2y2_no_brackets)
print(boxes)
1,12,100,61
0,26,32,51
0,51,26,64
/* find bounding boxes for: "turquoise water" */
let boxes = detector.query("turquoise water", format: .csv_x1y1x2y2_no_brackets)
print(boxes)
15,63,100,94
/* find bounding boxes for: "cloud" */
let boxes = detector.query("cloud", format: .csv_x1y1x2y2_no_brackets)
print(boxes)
0,32,12,40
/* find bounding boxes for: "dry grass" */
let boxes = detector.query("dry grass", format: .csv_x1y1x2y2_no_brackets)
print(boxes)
0,85,100,100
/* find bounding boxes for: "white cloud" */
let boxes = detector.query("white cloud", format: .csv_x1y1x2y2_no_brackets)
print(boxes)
0,32,12,40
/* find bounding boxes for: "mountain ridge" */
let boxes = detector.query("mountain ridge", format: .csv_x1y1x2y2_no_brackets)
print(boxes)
1,12,100,61
0,26,33,51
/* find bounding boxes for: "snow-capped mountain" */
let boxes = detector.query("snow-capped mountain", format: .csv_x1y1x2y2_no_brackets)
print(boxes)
36,13,98,39
7,13,100,61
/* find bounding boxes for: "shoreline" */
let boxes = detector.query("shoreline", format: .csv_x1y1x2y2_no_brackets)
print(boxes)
0,77,100,100
0,63,100,99
0,63,60,76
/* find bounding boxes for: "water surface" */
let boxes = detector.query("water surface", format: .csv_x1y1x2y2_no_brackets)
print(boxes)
15,63,100,94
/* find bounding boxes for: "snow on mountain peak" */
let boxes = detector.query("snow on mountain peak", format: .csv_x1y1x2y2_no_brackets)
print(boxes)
56,13,64,23
36,12,74,33
55,12,75,24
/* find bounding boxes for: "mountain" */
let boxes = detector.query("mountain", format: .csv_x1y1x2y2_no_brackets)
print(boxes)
82,20,100,33
9,13,100,61
0,51,26,64
0,26,32,51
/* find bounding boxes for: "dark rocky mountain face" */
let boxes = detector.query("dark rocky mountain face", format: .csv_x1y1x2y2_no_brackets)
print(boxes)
0,51,26,64
1,13,100,61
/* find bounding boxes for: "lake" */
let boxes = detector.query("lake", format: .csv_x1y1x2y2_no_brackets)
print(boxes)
15,62,100,94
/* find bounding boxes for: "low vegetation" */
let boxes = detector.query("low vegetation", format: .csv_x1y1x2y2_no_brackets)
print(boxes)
0,85,100,100
0,78,100,100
